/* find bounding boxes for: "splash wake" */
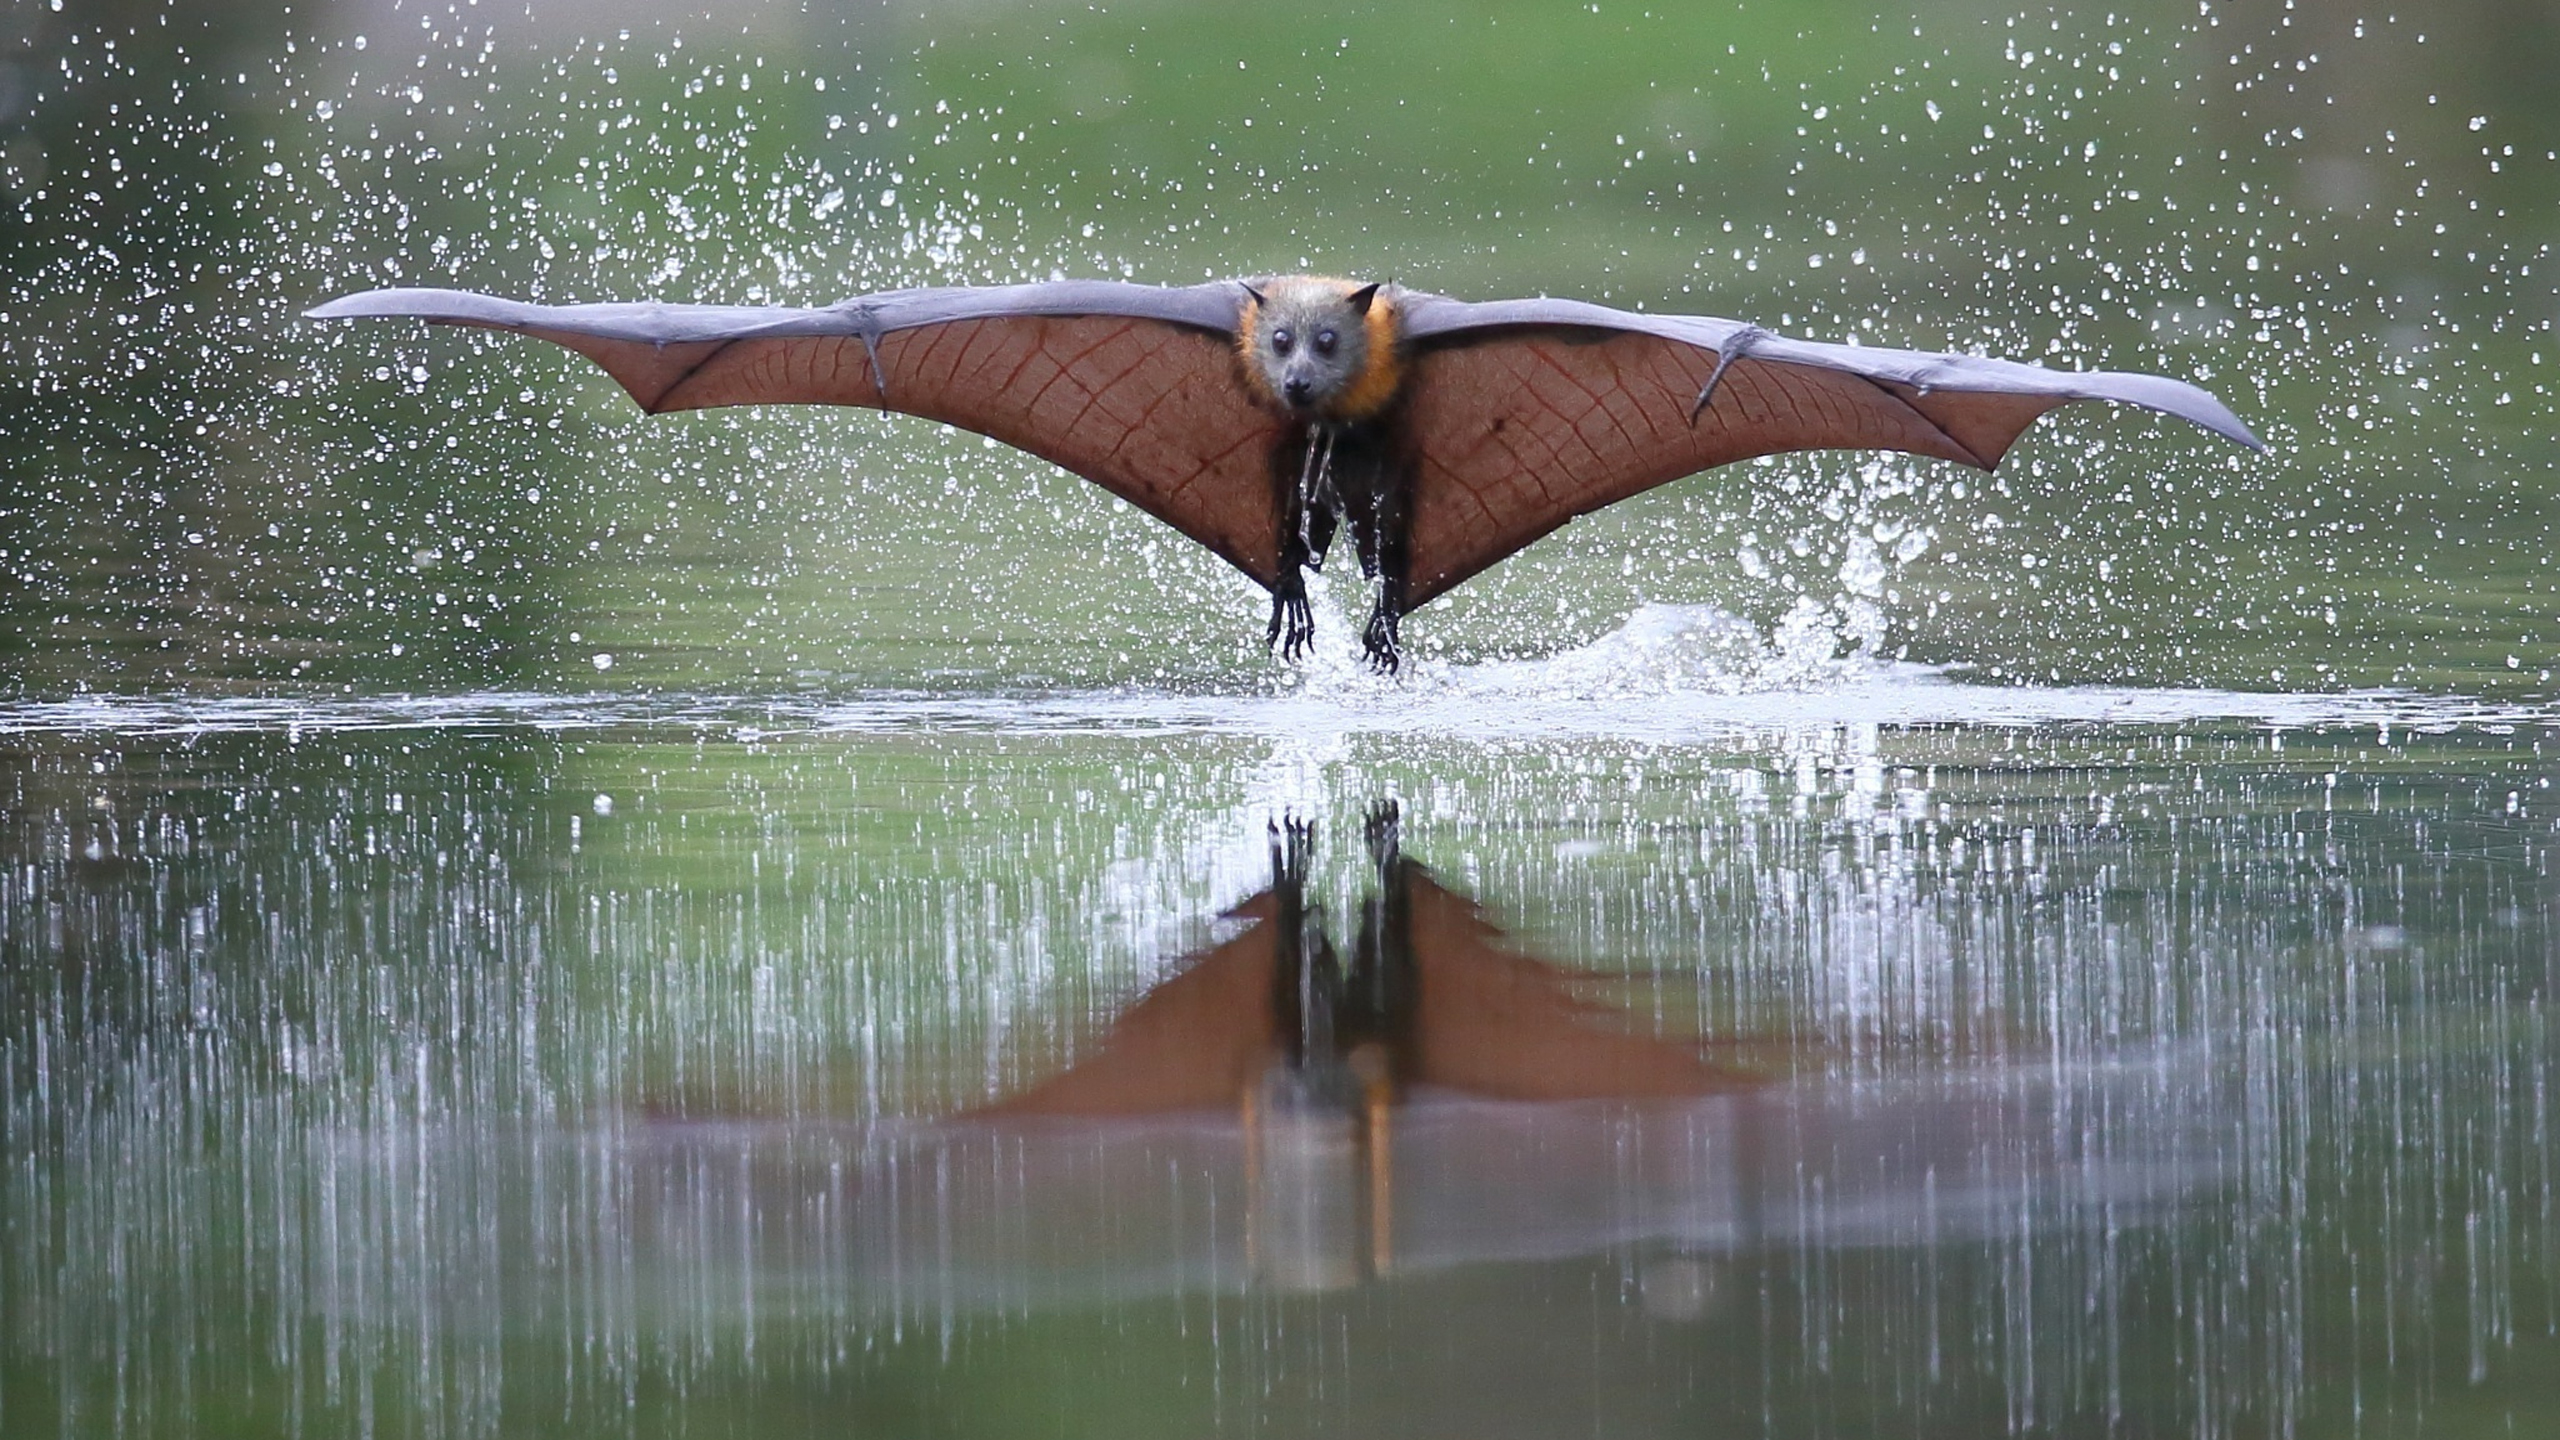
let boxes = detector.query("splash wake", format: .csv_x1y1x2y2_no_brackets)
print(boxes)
0,605,2542,742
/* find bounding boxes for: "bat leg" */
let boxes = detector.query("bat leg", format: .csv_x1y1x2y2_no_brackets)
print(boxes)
1303,502,1337,574
1267,572,1317,661
1333,426,1408,674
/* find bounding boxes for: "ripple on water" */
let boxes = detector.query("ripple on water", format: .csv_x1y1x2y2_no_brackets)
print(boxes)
0,605,2547,744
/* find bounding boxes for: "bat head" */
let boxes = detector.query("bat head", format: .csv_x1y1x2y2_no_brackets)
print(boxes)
1237,276,1404,423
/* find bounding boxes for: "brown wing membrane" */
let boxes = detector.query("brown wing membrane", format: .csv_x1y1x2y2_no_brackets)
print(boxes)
308,285,1288,588
1394,295,2261,608
1399,869,1755,1101
969,891,1281,1119
655,317,1285,586
1400,333,2033,605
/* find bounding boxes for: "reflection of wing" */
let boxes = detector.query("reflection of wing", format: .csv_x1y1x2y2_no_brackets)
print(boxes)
970,892,1278,1118
1394,294,2264,605
1399,869,1754,1100
307,283,1290,587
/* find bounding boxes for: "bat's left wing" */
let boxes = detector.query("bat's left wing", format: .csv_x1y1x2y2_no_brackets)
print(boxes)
307,282,1293,587
1392,294,2264,607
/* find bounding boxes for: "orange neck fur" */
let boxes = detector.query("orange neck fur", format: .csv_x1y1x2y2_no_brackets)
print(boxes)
1333,289,1404,422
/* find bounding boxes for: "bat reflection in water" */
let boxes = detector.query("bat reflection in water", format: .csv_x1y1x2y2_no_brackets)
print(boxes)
309,275,2263,670
606,809,2231,1308
970,802,1761,1288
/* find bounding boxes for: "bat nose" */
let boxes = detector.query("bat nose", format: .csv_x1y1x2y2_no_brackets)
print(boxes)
1283,376,1315,407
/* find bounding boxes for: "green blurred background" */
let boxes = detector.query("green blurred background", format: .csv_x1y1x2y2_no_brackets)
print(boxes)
5,0,2553,698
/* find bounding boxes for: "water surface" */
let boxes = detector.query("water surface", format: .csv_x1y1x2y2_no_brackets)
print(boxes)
6,648,2555,1435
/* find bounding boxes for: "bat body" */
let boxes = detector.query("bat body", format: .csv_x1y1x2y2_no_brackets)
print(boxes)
308,275,2262,670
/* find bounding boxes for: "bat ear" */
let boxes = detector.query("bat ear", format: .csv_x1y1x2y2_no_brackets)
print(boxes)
1346,282,1382,315
1239,281,1269,307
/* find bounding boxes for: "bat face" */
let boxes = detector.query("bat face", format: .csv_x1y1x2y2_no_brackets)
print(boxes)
1236,277,1404,423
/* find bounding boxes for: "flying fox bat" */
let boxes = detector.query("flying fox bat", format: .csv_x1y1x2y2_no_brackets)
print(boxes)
972,804,1755,1123
308,275,2262,670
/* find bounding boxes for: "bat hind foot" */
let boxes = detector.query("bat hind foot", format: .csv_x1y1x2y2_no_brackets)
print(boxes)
1361,603,1403,675
1267,584,1317,662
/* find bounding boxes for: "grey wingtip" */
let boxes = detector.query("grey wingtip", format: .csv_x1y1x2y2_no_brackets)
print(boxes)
303,288,495,323
2132,373,2265,452
2162,388,2267,452
2049,366,2267,453
303,292,379,321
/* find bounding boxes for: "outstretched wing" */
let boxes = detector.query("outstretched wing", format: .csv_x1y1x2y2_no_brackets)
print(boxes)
1393,295,2263,607
307,282,1290,587
1396,866,1756,1101
967,890,1281,1119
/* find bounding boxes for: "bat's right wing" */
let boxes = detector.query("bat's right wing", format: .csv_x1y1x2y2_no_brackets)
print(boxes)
307,282,1292,588
968,889,1282,1120
1399,868,1755,1100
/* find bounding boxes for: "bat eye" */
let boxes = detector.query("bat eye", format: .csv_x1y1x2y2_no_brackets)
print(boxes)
1313,329,1338,356
1270,328,1293,356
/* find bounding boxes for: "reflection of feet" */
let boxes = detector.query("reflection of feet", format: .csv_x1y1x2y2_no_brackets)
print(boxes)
1269,815,1318,890
1363,799,1400,869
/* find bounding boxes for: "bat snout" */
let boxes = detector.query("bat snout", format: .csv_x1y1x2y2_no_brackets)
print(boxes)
1282,376,1317,408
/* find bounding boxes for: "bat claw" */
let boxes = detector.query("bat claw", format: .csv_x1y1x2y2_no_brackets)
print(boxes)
1267,584,1316,661
1361,604,1402,675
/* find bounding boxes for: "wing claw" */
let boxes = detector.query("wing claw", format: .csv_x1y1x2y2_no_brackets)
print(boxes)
856,328,889,396
1686,325,1765,426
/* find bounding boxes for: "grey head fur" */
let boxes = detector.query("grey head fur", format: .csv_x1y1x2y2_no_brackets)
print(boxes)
1239,278,1393,422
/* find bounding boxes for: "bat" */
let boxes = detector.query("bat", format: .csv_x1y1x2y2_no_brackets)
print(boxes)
974,804,1753,1123
307,275,2263,670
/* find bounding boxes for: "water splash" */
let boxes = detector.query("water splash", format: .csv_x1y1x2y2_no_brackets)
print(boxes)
1455,600,1882,698
0,620,2548,747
